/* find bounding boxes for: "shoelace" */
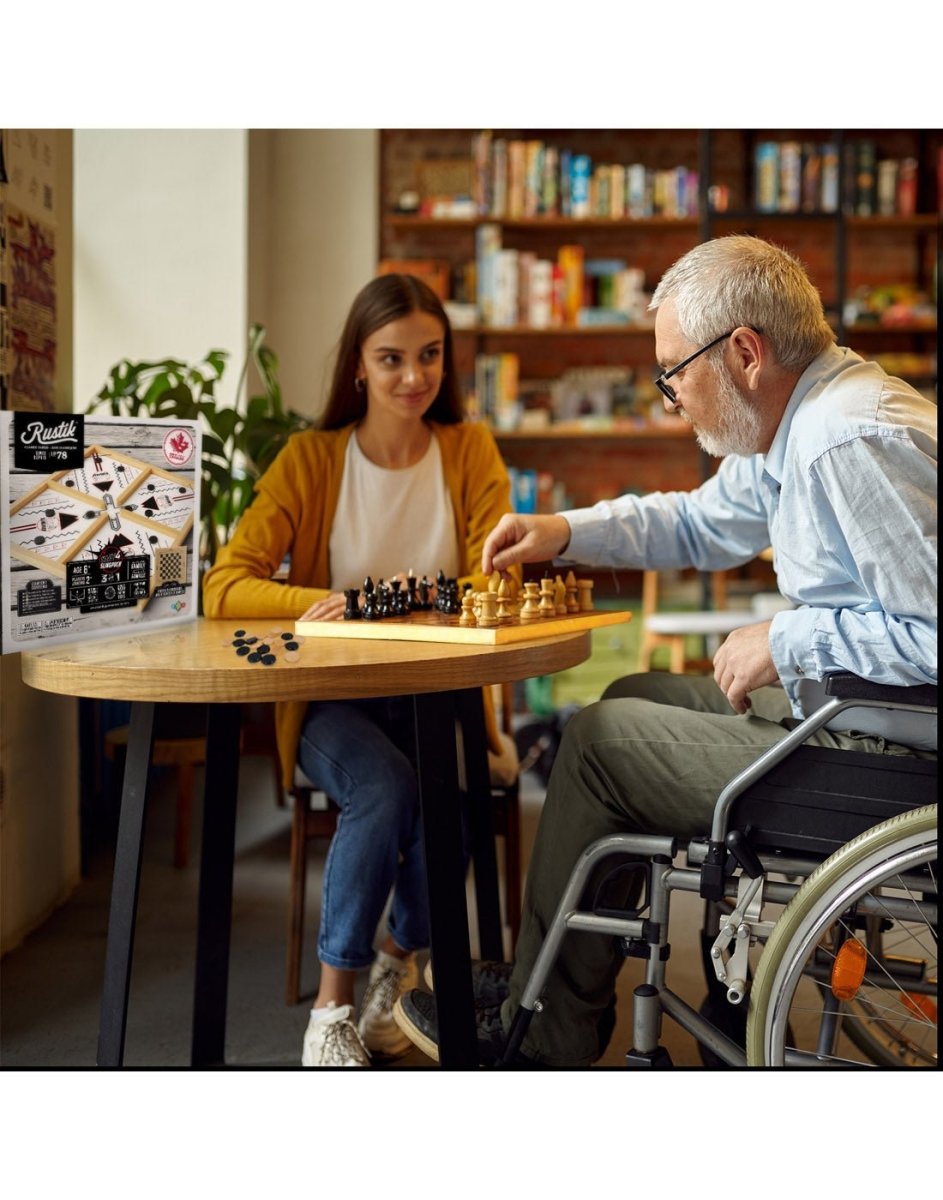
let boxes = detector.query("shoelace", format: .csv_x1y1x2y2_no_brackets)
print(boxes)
320,1017,369,1066
475,1000,506,1037
477,962,513,991
361,965,403,1016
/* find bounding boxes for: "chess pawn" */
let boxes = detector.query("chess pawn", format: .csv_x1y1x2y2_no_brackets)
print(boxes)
538,576,556,617
507,575,522,618
554,574,567,615
496,577,512,621
459,592,477,626
477,589,499,628
520,581,541,619
565,570,579,613
577,578,594,611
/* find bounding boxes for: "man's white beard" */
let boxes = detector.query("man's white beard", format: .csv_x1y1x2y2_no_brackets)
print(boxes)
692,363,764,458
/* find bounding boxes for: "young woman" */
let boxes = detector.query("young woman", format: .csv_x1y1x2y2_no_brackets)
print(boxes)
202,274,515,1067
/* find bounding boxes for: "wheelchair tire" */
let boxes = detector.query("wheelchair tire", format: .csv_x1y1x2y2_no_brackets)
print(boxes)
745,804,937,1067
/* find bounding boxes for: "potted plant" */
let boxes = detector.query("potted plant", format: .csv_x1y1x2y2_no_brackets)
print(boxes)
89,323,309,576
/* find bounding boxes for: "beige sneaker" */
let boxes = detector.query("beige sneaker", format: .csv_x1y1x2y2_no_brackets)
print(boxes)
358,950,420,1058
301,1001,370,1067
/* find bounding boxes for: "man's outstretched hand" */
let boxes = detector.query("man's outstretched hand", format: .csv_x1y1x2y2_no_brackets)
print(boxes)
482,513,572,576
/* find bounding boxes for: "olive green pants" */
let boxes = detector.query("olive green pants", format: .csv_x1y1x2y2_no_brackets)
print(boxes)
503,672,913,1066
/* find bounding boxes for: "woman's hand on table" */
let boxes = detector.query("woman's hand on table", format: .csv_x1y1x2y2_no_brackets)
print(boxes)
299,593,347,622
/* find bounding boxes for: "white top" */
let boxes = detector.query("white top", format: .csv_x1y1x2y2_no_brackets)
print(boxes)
329,429,459,590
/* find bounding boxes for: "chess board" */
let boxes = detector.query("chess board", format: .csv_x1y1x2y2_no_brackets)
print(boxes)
295,606,631,645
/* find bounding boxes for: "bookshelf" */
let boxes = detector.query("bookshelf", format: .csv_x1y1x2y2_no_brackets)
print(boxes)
378,129,939,557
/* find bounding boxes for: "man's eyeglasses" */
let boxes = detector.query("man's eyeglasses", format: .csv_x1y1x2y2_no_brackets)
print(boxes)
653,330,734,406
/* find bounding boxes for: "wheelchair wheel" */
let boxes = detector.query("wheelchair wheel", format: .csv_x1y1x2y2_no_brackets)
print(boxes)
746,804,937,1067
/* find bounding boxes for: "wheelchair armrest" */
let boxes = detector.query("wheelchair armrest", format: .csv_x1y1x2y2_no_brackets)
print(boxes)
823,671,937,709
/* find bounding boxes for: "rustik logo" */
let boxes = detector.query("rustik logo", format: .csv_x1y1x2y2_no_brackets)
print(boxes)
18,419,80,446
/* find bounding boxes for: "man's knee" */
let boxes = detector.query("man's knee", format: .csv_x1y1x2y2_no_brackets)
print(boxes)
602,671,684,704
601,670,723,711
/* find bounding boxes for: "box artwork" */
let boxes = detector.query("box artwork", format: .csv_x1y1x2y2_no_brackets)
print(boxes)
1,412,201,652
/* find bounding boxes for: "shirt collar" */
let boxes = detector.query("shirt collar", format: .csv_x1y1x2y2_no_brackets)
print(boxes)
762,344,851,485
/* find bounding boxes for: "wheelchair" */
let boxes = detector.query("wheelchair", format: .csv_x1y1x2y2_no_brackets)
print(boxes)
503,672,938,1068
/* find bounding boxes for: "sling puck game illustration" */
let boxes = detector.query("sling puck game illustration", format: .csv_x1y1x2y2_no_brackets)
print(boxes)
1,412,201,652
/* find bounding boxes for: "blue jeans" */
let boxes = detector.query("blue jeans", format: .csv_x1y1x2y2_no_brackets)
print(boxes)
297,696,430,970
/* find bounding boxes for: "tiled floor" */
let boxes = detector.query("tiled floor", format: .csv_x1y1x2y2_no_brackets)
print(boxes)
1,751,714,1071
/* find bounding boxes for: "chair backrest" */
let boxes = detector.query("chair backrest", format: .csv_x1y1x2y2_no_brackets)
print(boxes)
641,567,729,622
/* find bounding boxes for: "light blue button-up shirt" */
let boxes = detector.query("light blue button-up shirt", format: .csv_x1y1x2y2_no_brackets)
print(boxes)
561,345,937,719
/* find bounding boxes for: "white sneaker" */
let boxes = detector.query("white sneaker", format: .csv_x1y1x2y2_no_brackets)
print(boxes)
301,1001,371,1067
358,950,420,1058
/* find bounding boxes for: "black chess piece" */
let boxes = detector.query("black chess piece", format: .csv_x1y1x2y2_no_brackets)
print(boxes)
393,579,411,616
418,576,433,610
406,572,420,612
446,577,462,614
377,580,393,618
343,588,362,620
362,576,380,620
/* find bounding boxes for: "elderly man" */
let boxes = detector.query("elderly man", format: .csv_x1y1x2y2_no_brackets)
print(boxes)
394,235,937,1067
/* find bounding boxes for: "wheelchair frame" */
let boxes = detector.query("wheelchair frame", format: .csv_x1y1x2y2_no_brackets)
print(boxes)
503,674,938,1068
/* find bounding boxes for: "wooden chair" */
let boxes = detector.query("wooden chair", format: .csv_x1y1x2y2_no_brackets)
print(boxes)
284,682,521,1006
638,565,791,674
102,703,283,869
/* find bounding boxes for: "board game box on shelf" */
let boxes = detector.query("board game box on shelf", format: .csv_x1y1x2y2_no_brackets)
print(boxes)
1,412,201,653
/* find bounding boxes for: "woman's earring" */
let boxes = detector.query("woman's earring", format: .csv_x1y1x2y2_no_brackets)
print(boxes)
354,377,365,392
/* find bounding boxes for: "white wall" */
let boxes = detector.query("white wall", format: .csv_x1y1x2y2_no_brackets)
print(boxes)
3,128,378,953
1,130,80,954
73,129,248,410
248,130,378,419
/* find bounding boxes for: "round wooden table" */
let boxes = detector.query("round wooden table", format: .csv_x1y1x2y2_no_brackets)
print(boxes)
22,617,598,1068
21,615,594,702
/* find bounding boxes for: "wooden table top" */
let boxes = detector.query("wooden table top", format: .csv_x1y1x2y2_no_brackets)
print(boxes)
20,616,606,704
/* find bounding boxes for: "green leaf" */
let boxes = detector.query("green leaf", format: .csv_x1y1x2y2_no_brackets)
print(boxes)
142,375,174,409
205,350,229,378
200,403,240,443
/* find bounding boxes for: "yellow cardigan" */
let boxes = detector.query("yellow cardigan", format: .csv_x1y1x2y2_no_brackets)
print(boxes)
203,420,517,789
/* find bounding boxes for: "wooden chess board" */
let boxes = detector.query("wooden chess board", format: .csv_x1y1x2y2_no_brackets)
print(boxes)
295,606,631,646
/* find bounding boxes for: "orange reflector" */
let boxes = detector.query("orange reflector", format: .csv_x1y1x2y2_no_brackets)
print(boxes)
901,992,937,1024
831,938,868,1000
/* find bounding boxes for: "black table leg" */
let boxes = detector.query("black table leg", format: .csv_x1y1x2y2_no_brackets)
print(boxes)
191,702,242,1067
413,690,478,1067
454,689,504,962
97,701,156,1067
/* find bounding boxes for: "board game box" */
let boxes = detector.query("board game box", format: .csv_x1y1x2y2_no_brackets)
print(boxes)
1,411,201,653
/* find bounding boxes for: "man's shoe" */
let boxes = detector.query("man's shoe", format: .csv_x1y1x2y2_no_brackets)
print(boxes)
358,950,419,1058
422,958,513,1007
393,988,537,1067
301,1002,371,1067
